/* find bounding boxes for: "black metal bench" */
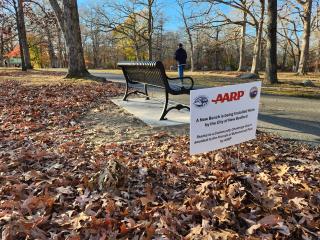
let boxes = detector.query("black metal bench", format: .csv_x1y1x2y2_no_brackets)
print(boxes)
117,61,194,120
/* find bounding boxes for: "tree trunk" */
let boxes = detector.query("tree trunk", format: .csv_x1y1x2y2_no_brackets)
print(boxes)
135,44,140,61
237,10,247,72
92,49,98,68
297,0,313,75
190,41,194,72
63,0,88,77
295,50,301,72
287,39,296,71
12,0,26,71
196,39,201,69
251,0,265,74
265,0,278,84
316,5,320,72
57,26,65,68
185,30,194,71
215,28,220,70
147,0,153,60
39,44,44,68
186,32,194,71
45,25,58,68
18,35,27,71
185,24,194,71
92,34,99,68
250,26,262,74
281,41,288,70
0,26,4,67
158,19,164,60
177,0,194,71
17,0,32,69
259,41,264,70
316,35,320,72
49,0,99,79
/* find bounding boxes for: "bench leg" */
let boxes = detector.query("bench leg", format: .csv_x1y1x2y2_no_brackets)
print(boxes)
167,104,189,112
123,82,130,101
160,97,190,121
160,92,169,120
124,82,150,101
144,84,150,100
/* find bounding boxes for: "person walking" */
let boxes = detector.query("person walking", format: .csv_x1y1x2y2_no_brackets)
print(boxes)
174,43,187,80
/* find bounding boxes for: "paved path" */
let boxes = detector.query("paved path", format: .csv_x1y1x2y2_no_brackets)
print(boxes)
92,72,320,145
257,95,319,145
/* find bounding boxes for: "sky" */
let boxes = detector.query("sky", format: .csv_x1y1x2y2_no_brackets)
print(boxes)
77,0,209,32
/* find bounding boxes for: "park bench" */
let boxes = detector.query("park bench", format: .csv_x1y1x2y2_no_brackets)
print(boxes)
117,61,194,120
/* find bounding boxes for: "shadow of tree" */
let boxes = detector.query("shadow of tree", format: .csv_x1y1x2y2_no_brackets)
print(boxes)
258,113,320,143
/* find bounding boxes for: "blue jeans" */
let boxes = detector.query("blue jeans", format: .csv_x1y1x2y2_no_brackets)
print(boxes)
178,65,184,80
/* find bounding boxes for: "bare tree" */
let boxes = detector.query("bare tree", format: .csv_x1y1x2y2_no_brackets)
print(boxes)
277,0,320,72
205,0,265,73
2,0,32,70
92,0,158,61
296,0,313,75
81,8,104,68
237,7,247,71
250,0,265,74
49,0,104,79
278,11,302,72
316,2,320,72
139,0,155,60
177,0,213,71
153,16,164,60
17,0,32,69
177,0,195,71
204,1,249,71
27,0,59,68
265,0,278,84
0,6,15,67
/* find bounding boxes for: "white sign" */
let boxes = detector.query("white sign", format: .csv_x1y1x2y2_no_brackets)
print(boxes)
190,81,261,155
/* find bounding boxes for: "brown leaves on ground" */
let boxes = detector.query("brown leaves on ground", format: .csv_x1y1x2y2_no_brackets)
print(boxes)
0,80,319,239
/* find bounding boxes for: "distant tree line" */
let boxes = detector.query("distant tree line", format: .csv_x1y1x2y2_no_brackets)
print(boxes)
0,0,319,81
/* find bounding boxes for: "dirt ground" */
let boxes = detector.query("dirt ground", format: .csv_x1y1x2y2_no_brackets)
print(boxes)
80,99,190,145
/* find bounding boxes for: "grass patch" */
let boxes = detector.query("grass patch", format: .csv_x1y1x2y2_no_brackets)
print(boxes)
177,71,320,99
0,68,102,86
2,68,319,98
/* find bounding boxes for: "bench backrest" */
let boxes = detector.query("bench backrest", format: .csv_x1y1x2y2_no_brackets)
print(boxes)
117,61,169,88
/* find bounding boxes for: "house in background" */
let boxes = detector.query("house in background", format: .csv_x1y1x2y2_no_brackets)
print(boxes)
5,45,22,67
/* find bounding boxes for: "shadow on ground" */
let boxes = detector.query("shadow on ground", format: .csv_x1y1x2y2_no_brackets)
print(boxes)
258,113,320,144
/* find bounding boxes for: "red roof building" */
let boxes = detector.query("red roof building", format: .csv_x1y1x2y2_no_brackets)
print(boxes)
5,45,21,58
4,45,22,66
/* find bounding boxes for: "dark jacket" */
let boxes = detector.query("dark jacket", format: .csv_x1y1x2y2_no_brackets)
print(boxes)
174,47,187,65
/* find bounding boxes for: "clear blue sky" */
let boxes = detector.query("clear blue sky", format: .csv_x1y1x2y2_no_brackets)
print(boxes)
77,0,203,32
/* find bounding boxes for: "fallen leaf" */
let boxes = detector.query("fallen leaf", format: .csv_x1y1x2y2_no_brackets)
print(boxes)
258,215,282,226
246,223,261,235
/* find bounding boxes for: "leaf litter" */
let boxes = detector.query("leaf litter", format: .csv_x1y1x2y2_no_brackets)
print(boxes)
0,80,319,239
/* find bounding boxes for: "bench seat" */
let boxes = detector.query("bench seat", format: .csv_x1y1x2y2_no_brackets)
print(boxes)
117,61,194,120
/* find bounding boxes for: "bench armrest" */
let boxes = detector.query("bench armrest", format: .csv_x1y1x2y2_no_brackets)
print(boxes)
167,76,194,90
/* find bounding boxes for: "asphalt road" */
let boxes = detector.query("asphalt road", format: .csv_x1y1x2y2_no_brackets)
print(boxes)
93,72,320,145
